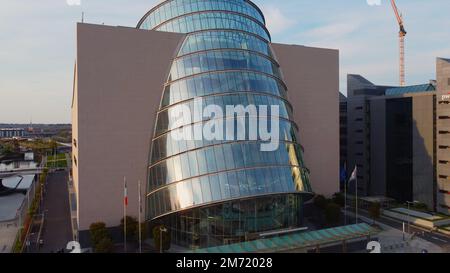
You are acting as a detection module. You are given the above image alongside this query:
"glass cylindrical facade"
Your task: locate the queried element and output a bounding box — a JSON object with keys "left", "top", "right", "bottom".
{"left": 139, "top": 0, "right": 313, "bottom": 249}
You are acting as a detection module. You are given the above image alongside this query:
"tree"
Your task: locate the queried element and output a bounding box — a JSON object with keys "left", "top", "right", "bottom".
{"left": 1, "top": 143, "right": 14, "bottom": 155}
{"left": 368, "top": 202, "right": 381, "bottom": 224}
{"left": 120, "top": 216, "right": 138, "bottom": 241}
{"left": 139, "top": 222, "right": 149, "bottom": 242}
{"left": 95, "top": 237, "right": 114, "bottom": 253}
{"left": 325, "top": 202, "right": 341, "bottom": 226}
{"left": 89, "top": 222, "right": 109, "bottom": 247}
{"left": 313, "top": 195, "right": 328, "bottom": 210}
{"left": 152, "top": 225, "right": 171, "bottom": 252}
{"left": 332, "top": 192, "right": 345, "bottom": 207}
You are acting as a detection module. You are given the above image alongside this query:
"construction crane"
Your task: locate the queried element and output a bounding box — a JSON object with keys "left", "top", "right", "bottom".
{"left": 390, "top": 0, "right": 407, "bottom": 86}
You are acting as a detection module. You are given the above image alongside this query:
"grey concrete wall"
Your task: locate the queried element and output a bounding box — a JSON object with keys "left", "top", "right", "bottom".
{"left": 369, "top": 98, "right": 386, "bottom": 196}
{"left": 73, "top": 23, "right": 185, "bottom": 230}
{"left": 412, "top": 94, "right": 435, "bottom": 210}
{"left": 436, "top": 58, "right": 450, "bottom": 215}
{"left": 271, "top": 44, "right": 339, "bottom": 197}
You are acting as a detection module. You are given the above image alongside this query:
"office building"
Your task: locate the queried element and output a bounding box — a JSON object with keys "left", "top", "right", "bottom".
{"left": 344, "top": 58, "right": 450, "bottom": 214}
{"left": 72, "top": 0, "right": 339, "bottom": 247}
{"left": 436, "top": 58, "right": 450, "bottom": 215}
{"left": 0, "top": 128, "right": 24, "bottom": 139}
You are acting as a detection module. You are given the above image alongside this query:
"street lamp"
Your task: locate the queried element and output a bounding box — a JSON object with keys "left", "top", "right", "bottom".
{"left": 159, "top": 226, "right": 167, "bottom": 253}
{"left": 406, "top": 201, "right": 420, "bottom": 234}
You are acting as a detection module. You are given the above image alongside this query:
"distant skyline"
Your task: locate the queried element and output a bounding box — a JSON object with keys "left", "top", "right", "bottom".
{"left": 1, "top": 0, "right": 449, "bottom": 123}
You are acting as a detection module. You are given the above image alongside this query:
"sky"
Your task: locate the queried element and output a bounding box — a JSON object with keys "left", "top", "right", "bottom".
{"left": 0, "top": 0, "right": 449, "bottom": 124}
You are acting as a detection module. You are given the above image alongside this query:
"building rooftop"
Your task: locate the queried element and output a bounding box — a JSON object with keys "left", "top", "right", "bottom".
{"left": 1, "top": 174, "right": 35, "bottom": 190}
{"left": 385, "top": 83, "right": 436, "bottom": 96}
{"left": 0, "top": 193, "right": 24, "bottom": 222}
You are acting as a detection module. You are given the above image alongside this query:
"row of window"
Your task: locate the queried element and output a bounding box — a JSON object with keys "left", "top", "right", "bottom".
{"left": 148, "top": 141, "right": 306, "bottom": 191}
{"left": 156, "top": 93, "right": 293, "bottom": 136}
{"left": 155, "top": 12, "right": 269, "bottom": 41}
{"left": 162, "top": 71, "right": 287, "bottom": 108}
{"left": 139, "top": 0, "right": 264, "bottom": 30}
{"left": 178, "top": 30, "right": 272, "bottom": 57}
{"left": 147, "top": 165, "right": 310, "bottom": 219}
{"left": 162, "top": 194, "right": 302, "bottom": 249}
{"left": 169, "top": 49, "right": 280, "bottom": 81}
{"left": 151, "top": 119, "right": 300, "bottom": 163}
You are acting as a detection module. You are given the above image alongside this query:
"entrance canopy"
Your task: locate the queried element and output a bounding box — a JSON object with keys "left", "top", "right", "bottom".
{"left": 187, "top": 223, "right": 379, "bottom": 253}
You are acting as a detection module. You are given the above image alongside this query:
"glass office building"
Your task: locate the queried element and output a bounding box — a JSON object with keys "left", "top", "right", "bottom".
{"left": 139, "top": 0, "right": 313, "bottom": 248}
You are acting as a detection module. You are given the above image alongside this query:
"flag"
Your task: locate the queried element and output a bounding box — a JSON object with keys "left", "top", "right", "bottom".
{"left": 340, "top": 165, "right": 348, "bottom": 184}
{"left": 124, "top": 179, "right": 128, "bottom": 207}
{"left": 349, "top": 166, "right": 358, "bottom": 182}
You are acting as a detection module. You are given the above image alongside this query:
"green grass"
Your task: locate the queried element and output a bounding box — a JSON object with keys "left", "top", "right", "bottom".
{"left": 46, "top": 155, "right": 67, "bottom": 168}
{"left": 47, "top": 153, "right": 66, "bottom": 161}
{"left": 46, "top": 160, "right": 67, "bottom": 168}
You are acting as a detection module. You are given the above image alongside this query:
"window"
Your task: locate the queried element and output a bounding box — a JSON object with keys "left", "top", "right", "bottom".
{"left": 188, "top": 151, "right": 199, "bottom": 177}
{"left": 180, "top": 153, "right": 191, "bottom": 179}
{"left": 237, "top": 170, "right": 250, "bottom": 196}
{"left": 73, "top": 156, "right": 77, "bottom": 167}
{"left": 209, "top": 175, "right": 222, "bottom": 201}
{"left": 192, "top": 178, "right": 203, "bottom": 205}
{"left": 196, "top": 149, "right": 208, "bottom": 175}
{"left": 214, "top": 146, "right": 226, "bottom": 172}
{"left": 200, "top": 176, "right": 212, "bottom": 203}
{"left": 73, "top": 139, "right": 77, "bottom": 148}
{"left": 227, "top": 172, "right": 240, "bottom": 198}
{"left": 205, "top": 147, "right": 217, "bottom": 173}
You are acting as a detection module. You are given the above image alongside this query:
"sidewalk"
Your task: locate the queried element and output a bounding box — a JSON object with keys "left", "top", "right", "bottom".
{"left": 0, "top": 221, "right": 18, "bottom": 253}
{"left": 346, "top": 210, "right": 443, "bottom": 253}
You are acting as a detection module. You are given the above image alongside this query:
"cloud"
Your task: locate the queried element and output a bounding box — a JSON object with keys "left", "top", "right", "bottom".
{"left": 260, "top": 5, "right": 296, "bottom": 35}
{"left": 302, "top": 23, "right": 359, "bottom": 42}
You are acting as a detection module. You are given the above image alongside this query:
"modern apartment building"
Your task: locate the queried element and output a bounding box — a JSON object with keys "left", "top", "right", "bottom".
{"left": 72, "top": 0, "right": 339, "bottom": 248}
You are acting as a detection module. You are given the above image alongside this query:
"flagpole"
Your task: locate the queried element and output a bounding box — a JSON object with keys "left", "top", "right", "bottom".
{"left": 138, "top": 180, "right": 142, "bottom": 254}
{"left": 344, "top": 175, "right": 347, "bottom": 225}
{"left": 355, "top": 175, "right": 358, "bottom": 225}
{"left": 124, "top": 176, "right": 127, "bottom": 253}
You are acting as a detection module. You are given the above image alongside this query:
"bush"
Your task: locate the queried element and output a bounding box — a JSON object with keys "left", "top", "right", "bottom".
{"left": 152, "top": 225, "right": 171, "bottom": 252}
{"left": 313, "top": 195, "right": 328, "bottom": 210}
{"left": 332, "top": 192, "right": 345, "bottom": 207}
{"left": 139, "top": 222, "right": 149, "bottom": 242}
{"left": 325, "top": 202, "right": 341, "bottom": 225}
{"left": 120, "top": 216, "right": 138, "bottom": 241}
{"left": 89, "top": 222, "right": 110, "bottom": 248}
{"left": 412, "top": 202, "right": 428, "bottom": 211}
{"left": 95, "top": 237, "right": 114, "bottom": 253}
{"left": 368, "top": 202, "right": 381, "bottom": 223}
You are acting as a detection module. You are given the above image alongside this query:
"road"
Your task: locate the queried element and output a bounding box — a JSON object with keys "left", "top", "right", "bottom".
{"left": 344, "top": 208, "right": 450, "bottom": 248}
{"left": 37, "top": 171, "right": 73, "bottom": 253}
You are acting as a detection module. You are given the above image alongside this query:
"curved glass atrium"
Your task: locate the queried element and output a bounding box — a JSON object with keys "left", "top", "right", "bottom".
{"left": 139, "top": 0, "right": 313, "bottom": 249}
